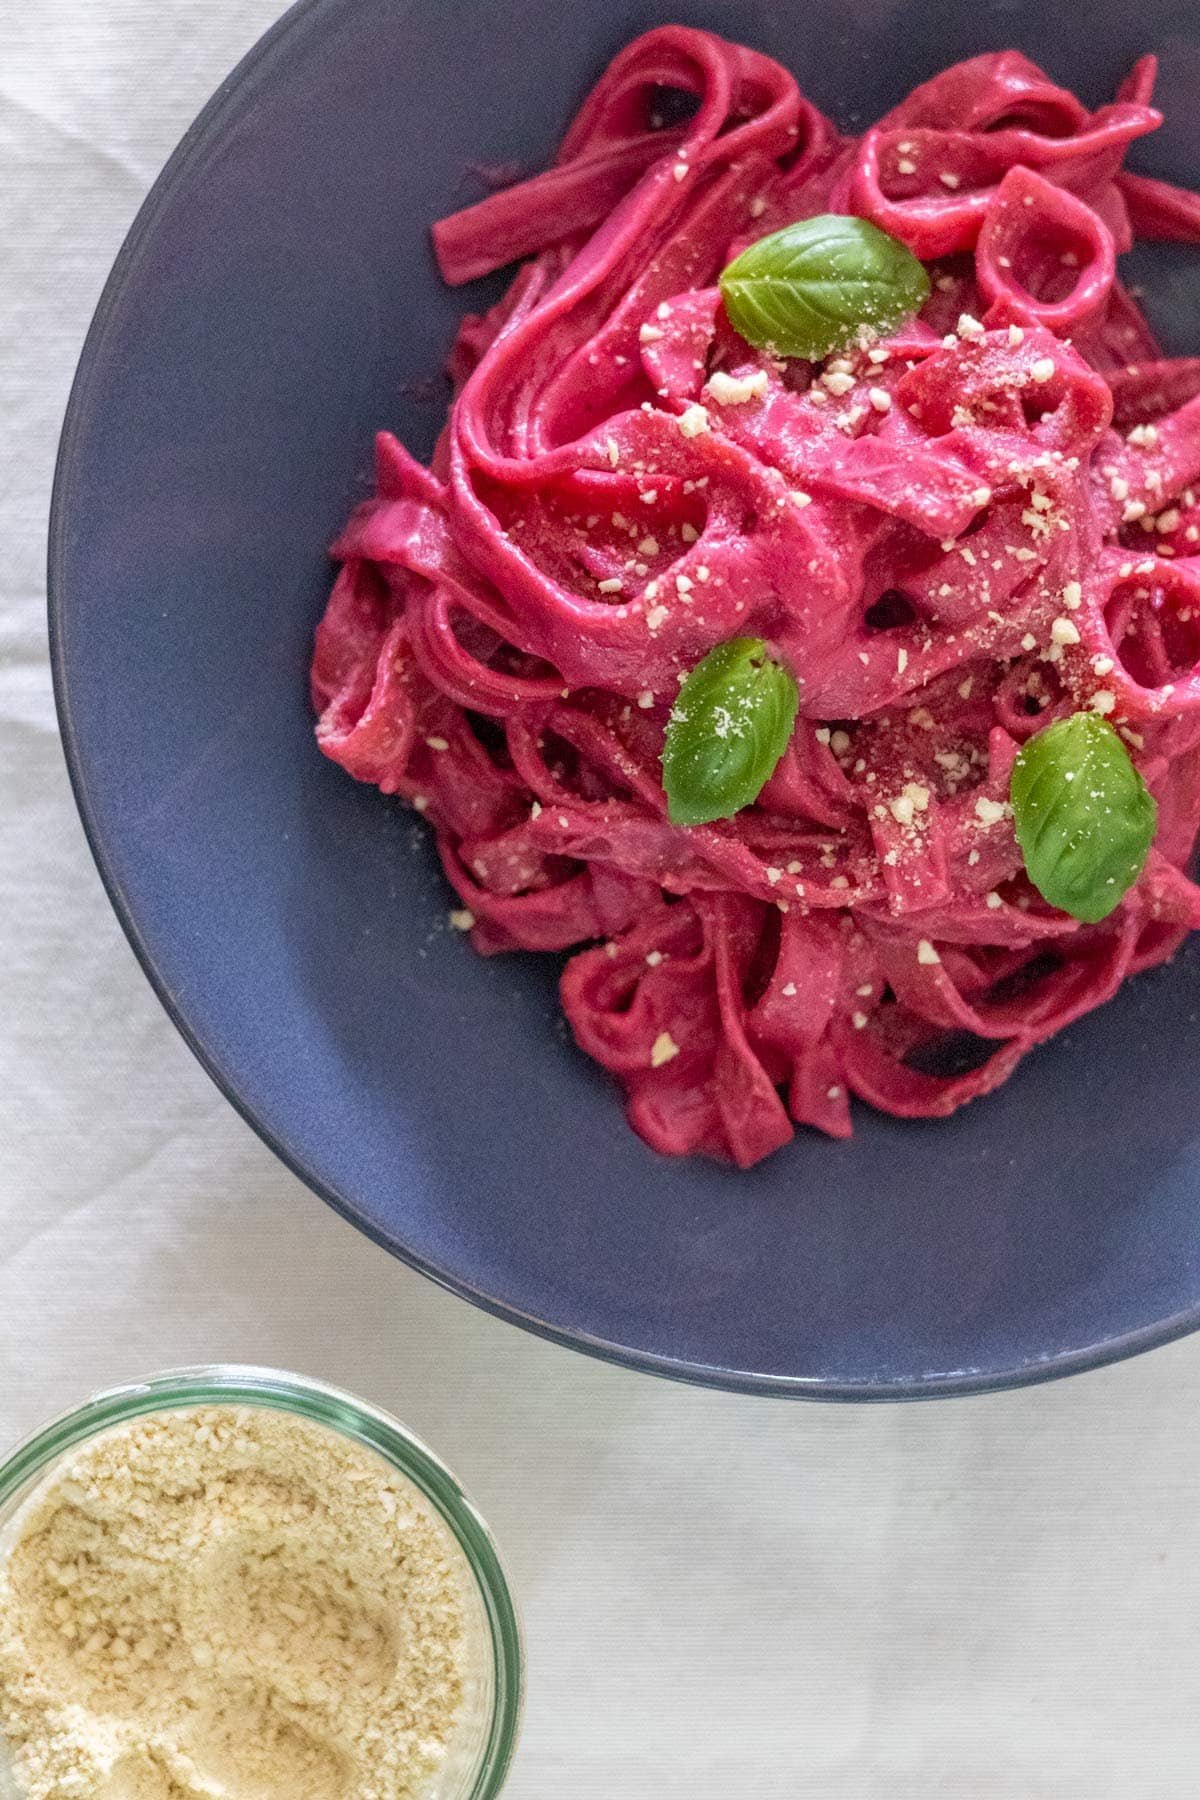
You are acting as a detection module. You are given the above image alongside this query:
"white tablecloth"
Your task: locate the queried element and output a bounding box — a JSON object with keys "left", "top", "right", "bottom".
{"left": 3, "top": 5, "right": 1200, "bottom": 1794}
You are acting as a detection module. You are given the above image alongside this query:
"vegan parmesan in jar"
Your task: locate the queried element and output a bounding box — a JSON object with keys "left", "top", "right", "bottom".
{"left": 0, "top": 1405, "right": 471, "bottom": 1799}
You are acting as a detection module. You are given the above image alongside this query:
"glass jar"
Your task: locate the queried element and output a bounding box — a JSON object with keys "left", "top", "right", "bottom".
{"left": 0, "top": 1366, "right": 523, "bottom": 1800}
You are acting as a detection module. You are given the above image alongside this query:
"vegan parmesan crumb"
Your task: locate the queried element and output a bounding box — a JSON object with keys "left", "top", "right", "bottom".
{"left": 822, "top": 370, "right": 856, "bottom": 396}
{"left": 707, "top": 368, "right": 768, "bottom": 405}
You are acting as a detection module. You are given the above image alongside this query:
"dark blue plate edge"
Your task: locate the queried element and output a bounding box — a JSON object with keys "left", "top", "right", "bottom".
{"left": 44, "top": 0, "right": 1200, "bottom": 1402}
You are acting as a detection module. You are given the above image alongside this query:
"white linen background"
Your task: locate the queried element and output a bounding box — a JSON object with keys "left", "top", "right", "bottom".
{"left": 2, "top": 4, "right": 1199, "bottom": 1794}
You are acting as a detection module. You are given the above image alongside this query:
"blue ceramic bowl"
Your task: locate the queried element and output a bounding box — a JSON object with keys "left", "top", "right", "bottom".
{"left": 51, "top": 0, "right": 1200, "bottom": 1397}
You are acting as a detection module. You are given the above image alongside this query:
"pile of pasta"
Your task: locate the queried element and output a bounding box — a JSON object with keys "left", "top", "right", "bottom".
{"left": 314, "top": 29, "right": 1200, "bottom": 1164}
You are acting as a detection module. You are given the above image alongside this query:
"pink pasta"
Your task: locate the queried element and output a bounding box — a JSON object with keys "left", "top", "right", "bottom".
{"left": 312, "top": 28, "right": 1200, "bottom": 1165}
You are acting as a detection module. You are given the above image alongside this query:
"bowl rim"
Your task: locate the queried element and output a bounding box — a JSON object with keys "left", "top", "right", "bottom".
{"left": 46, "top": 0, "right": 1200, "bottom": 1402}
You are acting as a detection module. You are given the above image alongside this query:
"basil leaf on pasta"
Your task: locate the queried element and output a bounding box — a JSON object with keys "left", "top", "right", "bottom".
{"left": 663, "top": 638, "right": 798, "bottom": 826}
{"left": 719, "top": 215, "right": 930, "bottom": 360}
{"left": 1010, "top": 712, "right": 1156, "bottom": 923}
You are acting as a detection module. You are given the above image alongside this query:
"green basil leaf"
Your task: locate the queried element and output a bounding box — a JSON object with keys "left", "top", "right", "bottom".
{"left": 719, "top": 214, "right": 930, "bottom": 360}
{"left": 663, "top": 637, "right": 799, "bottom": 826}
{"left": 1010, "top": 712, "right": 1156, "bottom": 923}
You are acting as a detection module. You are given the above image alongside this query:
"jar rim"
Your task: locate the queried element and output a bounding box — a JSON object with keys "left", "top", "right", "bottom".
{"left": 0, "top": 1364, "right": 524, "bottom": 1799}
